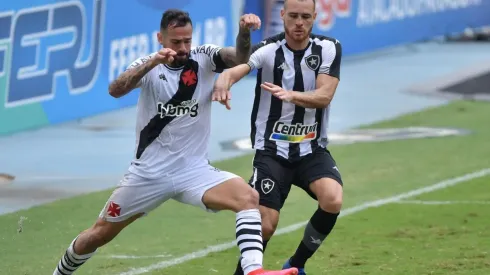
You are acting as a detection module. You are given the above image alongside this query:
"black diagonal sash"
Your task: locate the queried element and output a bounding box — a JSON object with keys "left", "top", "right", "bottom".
{"left": 136, "top": 59, "right": 199, "bottom": 159}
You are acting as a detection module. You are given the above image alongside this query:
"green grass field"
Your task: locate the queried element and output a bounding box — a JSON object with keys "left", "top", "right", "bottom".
{"left": 1, "top": 100, "right": 490, "bottom": 275}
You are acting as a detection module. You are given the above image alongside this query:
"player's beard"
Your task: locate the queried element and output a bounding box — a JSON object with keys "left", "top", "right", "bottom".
{"left": 171, "top": 52, "right": 189, "bottom": 67}
{"left": 284, "top": 23, "right": 312, "bottom": 44}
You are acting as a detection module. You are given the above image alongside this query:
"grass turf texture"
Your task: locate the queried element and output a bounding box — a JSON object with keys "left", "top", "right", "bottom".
{"left": 0, "top": 100, "right": 489, "bottom": 274}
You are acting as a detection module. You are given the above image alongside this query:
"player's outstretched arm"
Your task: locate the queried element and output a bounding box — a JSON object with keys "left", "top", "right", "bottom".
{"left": 212, "top": 64, "right": 251, "bottom": 110}
{"left": 218, "top": 13, "right": 261, "bottom": 68}
{"left": 261, "top": 75, "right": 339, "bottom": 108}
{"left": 293, "top": 74, "right": 339, "bottom": 108}
{"left": 108, "top": 48, "right": 176, "bottom": 98}
{"left": 261, "top": 39, "right": 342, "bottom": 108}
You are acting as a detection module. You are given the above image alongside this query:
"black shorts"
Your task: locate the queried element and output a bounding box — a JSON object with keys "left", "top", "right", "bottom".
{"left": 248, "top": 147, "right": 343, "bottom": 211}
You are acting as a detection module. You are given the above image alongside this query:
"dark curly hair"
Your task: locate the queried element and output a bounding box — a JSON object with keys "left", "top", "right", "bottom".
{"left": 160, "top": 9, "right": 192, "bottom": 31}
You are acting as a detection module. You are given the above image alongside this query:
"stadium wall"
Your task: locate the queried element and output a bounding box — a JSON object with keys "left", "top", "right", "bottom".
{"left": 0, "top": 0, "right": 489, "bottom": 135}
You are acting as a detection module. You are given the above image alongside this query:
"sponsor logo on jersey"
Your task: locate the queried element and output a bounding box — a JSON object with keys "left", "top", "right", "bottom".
{"left": 157, "top": 99, "right": 199, "bottom": 118}
{"left": 277, "top": 62, "right": 289, "bottom": 71}
{"left": 270, "top": 122, "right": 317, "bottom": 143}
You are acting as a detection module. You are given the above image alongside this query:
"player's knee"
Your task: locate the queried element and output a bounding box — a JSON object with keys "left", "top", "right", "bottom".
{"left": 236, "top": 188, "right": 259, "bottom": 211}
{"left": 318, "top": 190, "right": 343, "bottom": 213}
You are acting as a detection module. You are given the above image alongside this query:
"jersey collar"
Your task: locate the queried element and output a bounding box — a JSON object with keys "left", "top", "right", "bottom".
{"left": 164, "top": 64, "right": 185, "bottom": 71}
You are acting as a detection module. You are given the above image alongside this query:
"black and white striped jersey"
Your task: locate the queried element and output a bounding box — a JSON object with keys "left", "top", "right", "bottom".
{"left": 247, "top": 32, "right": 342, "bottom": 162}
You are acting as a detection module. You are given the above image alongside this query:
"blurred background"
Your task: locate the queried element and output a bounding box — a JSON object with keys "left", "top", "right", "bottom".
{"left": 1, "top": 1, "right": 490, "bottom": 274}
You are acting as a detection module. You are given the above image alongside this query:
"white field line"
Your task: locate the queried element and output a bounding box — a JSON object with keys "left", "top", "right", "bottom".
{"left": 118, "top": 168, "right": 490, "bottom": 275}
{"left": 396, "top": 200, "right": 490, "bottom": 205}
{"left": 108, "top": 254, "right": 172, "bottom": 259}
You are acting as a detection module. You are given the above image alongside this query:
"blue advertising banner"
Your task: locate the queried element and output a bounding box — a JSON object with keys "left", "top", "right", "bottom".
{"left": 0, "top": 0, "right": 238, "bottom": 134}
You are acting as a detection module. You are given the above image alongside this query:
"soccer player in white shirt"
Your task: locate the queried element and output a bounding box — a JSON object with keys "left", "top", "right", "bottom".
{"left": 52, "top": 9, "right": 298, "bottom": 275}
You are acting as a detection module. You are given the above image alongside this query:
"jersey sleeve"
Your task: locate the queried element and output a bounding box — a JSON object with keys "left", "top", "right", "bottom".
{"left": 125, "top": 54, "right": 155, "bottom": 88}
{"left": 247, "top": 44, "right": 268, "bottom": 71}
{"left": 319, "top": 39, "right": 342, "bottom": 80}
{"left": 247, "top": 33, "right": 283, "bottom": 72}
{"left": 211, "top": 46, "right": 229, "bottom": 73}
{"left": 192, "top": 44, "right": 229, "bottom": 73}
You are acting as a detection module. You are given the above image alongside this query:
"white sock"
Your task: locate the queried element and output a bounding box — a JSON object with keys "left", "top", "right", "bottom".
{"left": 236, "top": 209, "right": 264, "bottom": 275}
{"left": 53, "top": 236, "right": 97, "bottom": 275}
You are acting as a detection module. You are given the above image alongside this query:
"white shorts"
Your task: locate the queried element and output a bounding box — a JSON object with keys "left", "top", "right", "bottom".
{"left": 99, "top": 164, "right": 239, "bottom": 222}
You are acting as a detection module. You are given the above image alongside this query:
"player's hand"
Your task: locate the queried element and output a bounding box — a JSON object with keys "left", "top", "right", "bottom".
{"left": 212, "top": 86, "right": 232, "bottom": 110}
{"left": 153, "top": 48, "right": 177, "bottom": 65}
{"left": 261, "top": 82, "right": 294, "bottom": 102}
{"left": 239, "top": 13, "right": 261, "bottom": 31}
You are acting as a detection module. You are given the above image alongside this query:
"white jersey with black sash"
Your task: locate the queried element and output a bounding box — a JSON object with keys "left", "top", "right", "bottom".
{"left": 127, "top": 44, "right": 229, "bottom": 178}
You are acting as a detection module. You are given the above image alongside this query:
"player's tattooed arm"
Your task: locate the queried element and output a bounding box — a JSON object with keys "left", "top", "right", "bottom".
{"left": 108, "top": 60, "right": 157, "bottom": 98}
{"left": 109, "top": 48, "right": 176, "bottom": 98}
{"left": 235, "top": 26, "right": 253, "bottom": 64}
{"left": 213, "top": 41, "right": 266, "bottom": 110}
{"left": 218, "top": 30, "right": 251, "bottom": 67}
{"left": 218, "top": 13, "right": 261, "bottom": 67}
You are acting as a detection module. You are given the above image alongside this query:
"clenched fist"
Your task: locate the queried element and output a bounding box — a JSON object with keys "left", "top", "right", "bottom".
{"left": 152, "top": 48, "right": 177, "bottom": 65}
{"left": 239, "top": 13, "right": 261, "bottom": 31}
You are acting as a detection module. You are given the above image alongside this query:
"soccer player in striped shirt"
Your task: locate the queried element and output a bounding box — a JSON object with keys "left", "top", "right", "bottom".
{"left": 213, "top": 1, "right": 343, "bottom": 274}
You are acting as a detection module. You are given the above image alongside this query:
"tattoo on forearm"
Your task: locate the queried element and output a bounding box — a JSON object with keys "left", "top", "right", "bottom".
{"left": 220, "top": 29, "right": 252, "bottom": 68}
{"left": 235, "top": 29, "right": 251, "bottom": 64}
{"left": 109, "top": 61, "right": 155, "bottom": 96}
{"left": 220, "top": 48, "right": 236, "bottom": 68}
